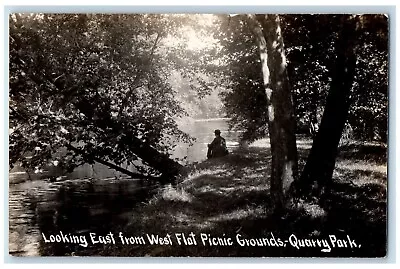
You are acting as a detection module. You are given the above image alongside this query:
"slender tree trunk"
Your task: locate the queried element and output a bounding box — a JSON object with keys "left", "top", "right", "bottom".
{"left": 249, "top": 14, "right": 299, "bottom": 209}
{"left": 296, "top": 16, "right": 359, "bottom": 198}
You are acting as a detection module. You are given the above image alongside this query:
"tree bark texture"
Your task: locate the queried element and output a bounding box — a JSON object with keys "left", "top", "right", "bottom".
{"left": 249, "top": 14, "right": 299, "bottom": 209}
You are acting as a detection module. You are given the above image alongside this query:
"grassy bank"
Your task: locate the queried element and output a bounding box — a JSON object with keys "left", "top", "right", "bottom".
{"left": 73, "top": 139, "right": 387, "bottom": 257}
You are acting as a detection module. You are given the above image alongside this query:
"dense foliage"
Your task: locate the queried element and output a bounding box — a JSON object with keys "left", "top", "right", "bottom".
{"left": 9, "top": 14, "right": 214, "bottom": 175}
{"left": 215, "top": 14, "right": 388, "bottom": 143}
{"left": 9, "top": 14, "right": 388, "bottom": 178}
{"left": 214, "top": 16, "right": 269, "bottom": 141}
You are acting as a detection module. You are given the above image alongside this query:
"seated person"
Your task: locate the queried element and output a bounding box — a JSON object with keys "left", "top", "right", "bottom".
{"left": 207, "top": 129, "right": 229, "bottom": 159}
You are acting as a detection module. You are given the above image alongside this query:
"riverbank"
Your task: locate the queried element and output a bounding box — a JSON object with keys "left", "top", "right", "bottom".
{"left": 42, "top": 138, "right": 387, "bottom": 257}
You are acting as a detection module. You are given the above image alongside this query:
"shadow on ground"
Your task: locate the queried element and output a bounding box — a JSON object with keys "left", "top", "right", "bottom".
{"left": 69, "top": 141, "right": 387, "bottom": 257}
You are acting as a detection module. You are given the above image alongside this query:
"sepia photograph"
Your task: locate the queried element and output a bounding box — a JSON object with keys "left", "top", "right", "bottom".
{"left": 8, "top": 13, "right": 388, "bottom": 257}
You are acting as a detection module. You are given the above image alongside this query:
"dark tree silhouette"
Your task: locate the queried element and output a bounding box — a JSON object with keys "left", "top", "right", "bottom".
{"left": 295, "top": 16, "right": 359, "bottom": 198}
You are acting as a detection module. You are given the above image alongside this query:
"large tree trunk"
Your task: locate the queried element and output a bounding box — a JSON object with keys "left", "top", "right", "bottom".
{"left": 67, "top": 144, "right": 169, "bottom": 181}
{"left": 126, "top": 135, "right": 185, "bottom": 180}
{"left": 73, "top": 103, "right": 184, "bottom": 181}
{"left": 74, "top": 139, "right": 183, "bottom": 181}
{"left": 296, "top": 16, "right": 358, "bottom": 198}
{"left": 249, "top": 14, "right": 299, "bottom": 210}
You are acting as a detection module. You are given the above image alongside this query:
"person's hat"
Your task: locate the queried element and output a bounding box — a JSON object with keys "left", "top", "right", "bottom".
{"left": 214, "top": 129, "right": 221, "bottom": 135}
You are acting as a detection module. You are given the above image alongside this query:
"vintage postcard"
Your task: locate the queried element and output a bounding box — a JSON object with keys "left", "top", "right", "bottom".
{"left": 8, "top": 13, "right": 388, "bottom": 257}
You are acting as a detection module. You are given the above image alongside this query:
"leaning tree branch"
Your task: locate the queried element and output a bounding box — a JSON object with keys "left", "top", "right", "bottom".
{"left": 66, "top": 144, "right": 159, "bottom": 180}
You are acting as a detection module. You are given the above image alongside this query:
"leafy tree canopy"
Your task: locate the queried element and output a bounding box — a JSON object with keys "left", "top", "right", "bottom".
{"left": 9, "top": 13, "right": 219, "bottom": 175}
{"left": 213, "top": 14, "right": 388, "bottom": 143}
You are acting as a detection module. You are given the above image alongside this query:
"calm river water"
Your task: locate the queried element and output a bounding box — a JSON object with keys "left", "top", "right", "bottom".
{"left": 8, "top": 118, "right": 239, "bottom": 256}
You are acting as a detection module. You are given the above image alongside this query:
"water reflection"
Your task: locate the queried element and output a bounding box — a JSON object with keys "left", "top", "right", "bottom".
{"left": 9, "top": 178, "right": 158, "bottom": 256}
{"left": 9, "top": 118, "right": 239, "bottom": 256}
